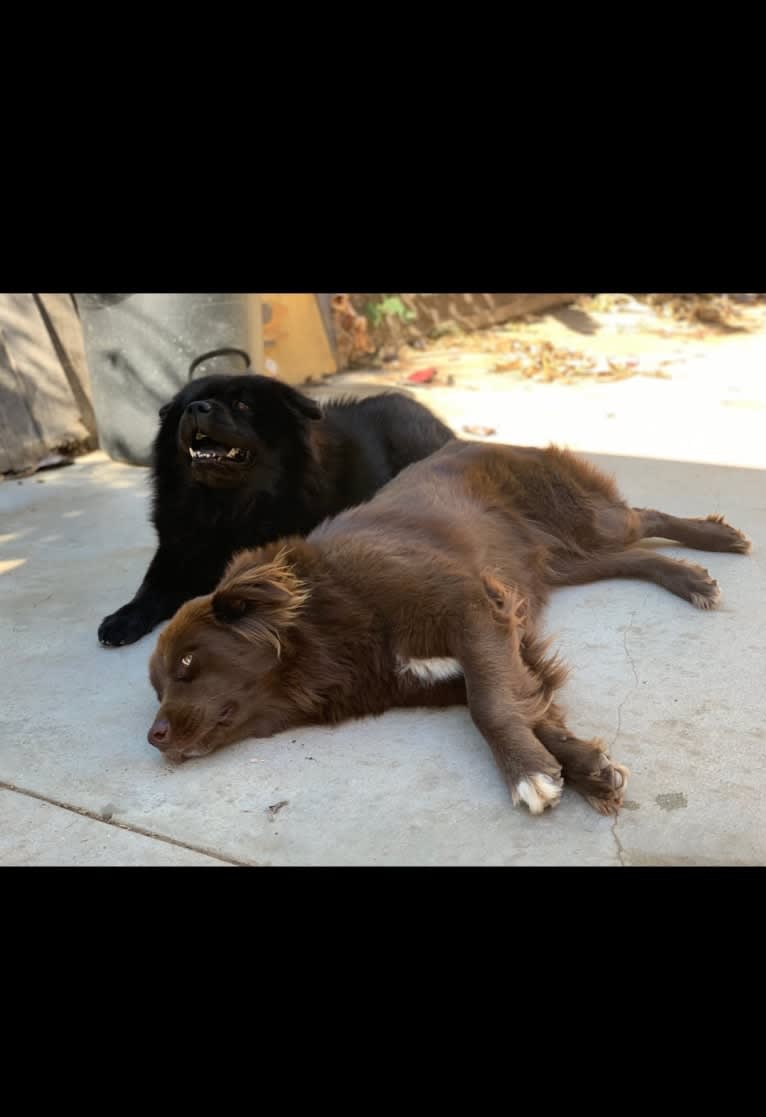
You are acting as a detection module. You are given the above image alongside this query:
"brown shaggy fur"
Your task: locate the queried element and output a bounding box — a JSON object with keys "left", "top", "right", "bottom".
{"left": 147, "top": 440, "right": 751, "bottom": 815}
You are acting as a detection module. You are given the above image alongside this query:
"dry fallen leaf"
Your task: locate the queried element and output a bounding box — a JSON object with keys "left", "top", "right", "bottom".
{"left": 266, "top": 800, "right": 289, "bottom": 820}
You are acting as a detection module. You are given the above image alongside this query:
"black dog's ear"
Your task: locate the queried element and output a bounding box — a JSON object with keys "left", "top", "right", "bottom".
{"left": 279, "top": 384, "right": 322, "bottom": 421}
{"left": 158, "top": 402, "right": 172, "bottom": 420}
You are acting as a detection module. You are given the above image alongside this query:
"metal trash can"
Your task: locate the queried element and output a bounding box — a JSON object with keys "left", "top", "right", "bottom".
{"left": 76, "top": 293, "right": 264, "bottom": 465}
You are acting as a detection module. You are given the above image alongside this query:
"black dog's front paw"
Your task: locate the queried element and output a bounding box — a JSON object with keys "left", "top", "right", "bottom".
{"left": 98, "top": 603, "right": 156, "bottom": 647}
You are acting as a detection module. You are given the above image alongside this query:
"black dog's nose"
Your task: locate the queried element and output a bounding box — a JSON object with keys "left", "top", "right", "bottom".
{"left": 148, "top": 717, "right": 171, "bottom": 749}
{"left": 188, "top": 400, "right": 212, "bottom": 415}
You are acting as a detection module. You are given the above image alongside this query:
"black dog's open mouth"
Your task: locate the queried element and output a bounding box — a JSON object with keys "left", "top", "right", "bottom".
{"left": 188, "top": 433, "right": 252, "bottom": 465}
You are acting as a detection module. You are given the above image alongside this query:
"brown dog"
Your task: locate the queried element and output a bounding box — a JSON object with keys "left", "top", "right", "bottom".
{"left": 147, "top": 440, "right": 751, "bottom": 815}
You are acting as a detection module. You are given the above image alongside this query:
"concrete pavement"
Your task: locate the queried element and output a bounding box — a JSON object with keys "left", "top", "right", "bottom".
{"left": 2, "top": 314, "right": 765, "bottom": 864}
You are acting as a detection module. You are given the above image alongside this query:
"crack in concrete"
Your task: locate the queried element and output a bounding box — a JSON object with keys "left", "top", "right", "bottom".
{"left": 610, "top": 594, "right": 646, "bottom": 750}
{"left": 611, "top": 817, "right": 627, "bottom": 866}
{"left": 610, "top": 610, "right": 638, "bottom": 750}
{"left": 608, "top": 592, "right": 648, "bottom": 867}
{"left": 0, "top": 780, "right": 256, "bottom": 867}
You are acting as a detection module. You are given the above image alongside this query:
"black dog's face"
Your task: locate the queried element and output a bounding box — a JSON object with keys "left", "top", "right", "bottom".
{"left": 159, "top": 373, "right": 322, "bottom": 490}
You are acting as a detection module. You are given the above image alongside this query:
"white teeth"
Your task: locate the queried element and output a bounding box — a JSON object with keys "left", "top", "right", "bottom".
{"left": 189, "top": 445, "right": 247, "bottom": 462}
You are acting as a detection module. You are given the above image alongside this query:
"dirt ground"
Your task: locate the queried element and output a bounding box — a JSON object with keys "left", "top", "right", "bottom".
{"left": 312, "top": 294, "right": 766, "bottom": 406}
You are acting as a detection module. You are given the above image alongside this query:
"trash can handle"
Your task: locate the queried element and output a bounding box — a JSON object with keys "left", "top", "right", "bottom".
{"left": 188, "top": 347, "right": 251, "bottom": 380}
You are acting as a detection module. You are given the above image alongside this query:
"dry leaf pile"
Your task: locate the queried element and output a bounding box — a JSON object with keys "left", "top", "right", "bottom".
{"left": 638, "top": 293, "right": 763, "bottom": 331}
{"left": 422, "top": 333, "right": 670, "bottom": 385}
{"left": 577, "top": 292, "right": 765, "bottom": 332}
{"left": 330, "top": 295, "right": 376, "bottom": 369}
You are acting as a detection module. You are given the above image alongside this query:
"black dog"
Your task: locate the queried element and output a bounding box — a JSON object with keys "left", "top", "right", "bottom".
{"left": 98, "top": 373, "right": 454, "bottom": 646}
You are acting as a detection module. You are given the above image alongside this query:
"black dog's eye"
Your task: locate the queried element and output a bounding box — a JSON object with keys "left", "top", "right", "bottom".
{"left": 233, "top": 400, "right": 251, "bottom": 412}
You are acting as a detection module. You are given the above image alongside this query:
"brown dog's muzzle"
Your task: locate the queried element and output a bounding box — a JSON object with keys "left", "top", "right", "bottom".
{"left": 148, "top": 717, "right": 171, "bottom": 750}
{"left": 147, "top": 704, "right": 237, "bottom": 761}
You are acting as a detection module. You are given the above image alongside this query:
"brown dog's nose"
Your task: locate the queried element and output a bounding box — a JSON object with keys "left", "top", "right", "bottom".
{"left": 148, "top": 717, "right": 171, "bottom": 749}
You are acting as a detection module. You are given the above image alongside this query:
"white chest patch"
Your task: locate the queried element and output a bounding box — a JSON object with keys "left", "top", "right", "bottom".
{"left": 396, "top": 656, "right": 464, "bottom": 685}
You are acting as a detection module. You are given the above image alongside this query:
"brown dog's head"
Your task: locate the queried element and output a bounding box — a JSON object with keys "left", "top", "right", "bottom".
{"left": 147, "top": 549, "right": 310, "bottom": 761}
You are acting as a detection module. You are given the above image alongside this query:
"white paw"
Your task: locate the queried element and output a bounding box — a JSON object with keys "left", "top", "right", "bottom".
{"left": 512, "top": 773, "right": 563, "bottom": 815}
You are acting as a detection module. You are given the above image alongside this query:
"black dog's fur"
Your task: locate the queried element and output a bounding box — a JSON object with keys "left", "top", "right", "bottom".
{"left": 98, "top": 373, "right": 453, "bottom": 646}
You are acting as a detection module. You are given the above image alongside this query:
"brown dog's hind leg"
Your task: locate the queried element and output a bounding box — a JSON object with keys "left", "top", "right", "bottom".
{"left": 549, "top": 548, "right": 721, "bottom": 608}
{"left": 534, "top": 708, "right": 628, "bottom": 816}
{"left": 513, "top": 625, "right": 629, "bottom": 816}
{"left": 634, "top": 509, "right": 751, "bottom": 554}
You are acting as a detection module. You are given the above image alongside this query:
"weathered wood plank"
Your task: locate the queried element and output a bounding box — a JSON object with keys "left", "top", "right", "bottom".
{"left": 350, "top": 293, "right": 579, "bottom": 350}
{"left": 0, "top": 293, "right": 92, "bottom": 474}
{"left": 401, "top": 293, "right": 579, "bottom": 332}
{"left": 0, "top": 326, "right": 47, "bottom": 473}
{"left": 35, "top": 293, "right": 98, "bottom": 440}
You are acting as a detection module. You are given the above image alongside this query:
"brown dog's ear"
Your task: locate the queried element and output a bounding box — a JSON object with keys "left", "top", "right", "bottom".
{"left": 211, "top": 593, "right": 249, "bottom": 624}
{"left": 212, "top": 549, "right": 309, "bottom": 655}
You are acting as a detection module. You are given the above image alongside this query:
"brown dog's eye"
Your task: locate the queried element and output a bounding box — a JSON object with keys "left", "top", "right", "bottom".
{"left": 176, "top": 652, "right": 196, "bottom": 682}
{"left": 234, "top": 400, "right": 251, "bottom": 412}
